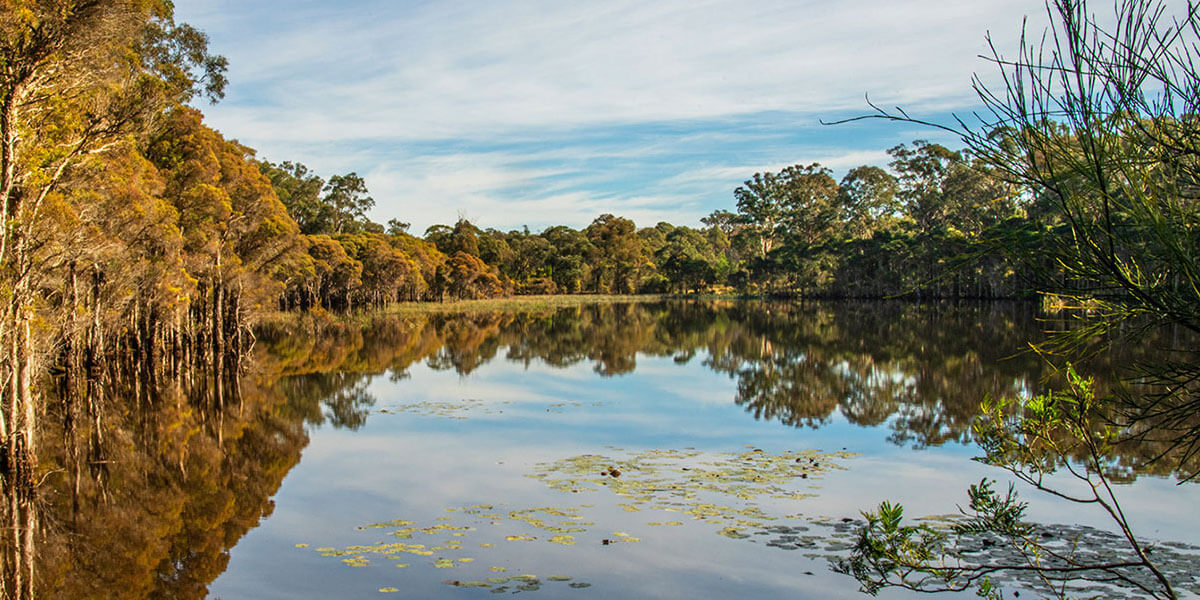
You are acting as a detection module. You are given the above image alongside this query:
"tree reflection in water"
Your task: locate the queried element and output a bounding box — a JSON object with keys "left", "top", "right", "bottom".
{"left": 5, "top": 299, "right": 1193, "bottom": 599}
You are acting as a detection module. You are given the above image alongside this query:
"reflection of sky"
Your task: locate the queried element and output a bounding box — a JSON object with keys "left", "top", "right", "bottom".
{"left": 210, "top": 350, "right": 1200, "bottom": 599}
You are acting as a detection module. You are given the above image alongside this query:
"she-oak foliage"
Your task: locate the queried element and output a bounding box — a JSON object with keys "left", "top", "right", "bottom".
{"left": 835, "top": 0, "right": 1200, "bottom": 598}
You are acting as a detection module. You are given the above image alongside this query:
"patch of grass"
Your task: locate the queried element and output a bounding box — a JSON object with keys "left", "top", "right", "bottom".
{"left": 254, "top": 294, "right": 670, "bottom": 338}
{"left": 379, "top": 294, "right": 666, "bottom": 316}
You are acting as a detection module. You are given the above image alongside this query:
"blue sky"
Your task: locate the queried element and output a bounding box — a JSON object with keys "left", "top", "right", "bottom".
{"left": 173, "top": 0, "right": 1049, "bottom": 233}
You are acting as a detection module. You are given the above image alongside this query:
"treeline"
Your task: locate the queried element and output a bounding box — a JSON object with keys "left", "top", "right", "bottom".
{"left": 253, "top": 138, "right": 1051, "bottom": 308}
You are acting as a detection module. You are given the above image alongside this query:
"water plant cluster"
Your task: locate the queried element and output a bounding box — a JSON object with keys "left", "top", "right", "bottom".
{"left": 304, "top": 446, "right": 854, "bottom": 593}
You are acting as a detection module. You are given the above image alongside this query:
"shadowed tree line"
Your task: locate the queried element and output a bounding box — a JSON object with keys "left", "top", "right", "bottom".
{"left": 248, "top": 131, "right": 1091, "bottom": 312}
{"left": 281, "top": 142, "right": 1047, "bottom": 303}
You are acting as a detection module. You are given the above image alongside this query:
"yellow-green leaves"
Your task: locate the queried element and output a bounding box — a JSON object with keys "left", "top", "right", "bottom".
{"left": 529, "top": 447, "right": 852, "bottom": 532}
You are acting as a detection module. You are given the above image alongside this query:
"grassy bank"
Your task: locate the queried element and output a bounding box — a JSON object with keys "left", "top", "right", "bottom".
{"left": 256, "top": 294, "right": 673, "bottom": 332}
{"left": 379, "top": 294, "right": 669, "bottom": 316}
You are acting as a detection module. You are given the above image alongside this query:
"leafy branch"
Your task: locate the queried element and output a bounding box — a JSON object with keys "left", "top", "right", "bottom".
{"left": 837, "top": 367, "right": 1179, "bottom": 599}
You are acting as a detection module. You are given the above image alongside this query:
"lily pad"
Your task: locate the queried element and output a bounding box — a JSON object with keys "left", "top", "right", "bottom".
{"left": 309, "top": 446, "right": 856, "bottom": 594}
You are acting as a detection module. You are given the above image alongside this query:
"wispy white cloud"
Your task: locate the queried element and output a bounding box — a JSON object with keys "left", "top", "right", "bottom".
{"left": 175, "top": 0, "right": 1054, "bottom": 230}
{"left": 184, "top": 0, "right": 1048, "bottom": 142}
{"left": 362, "top": 150, "right": 706, "bottom": 233}
{"left": 664, "top": 150, "right": 893, "bottom": 188}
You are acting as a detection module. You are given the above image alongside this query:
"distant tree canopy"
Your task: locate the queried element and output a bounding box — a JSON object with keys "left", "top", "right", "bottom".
{"left": 243, "top": 134, "right": 1085, "bottom": 306}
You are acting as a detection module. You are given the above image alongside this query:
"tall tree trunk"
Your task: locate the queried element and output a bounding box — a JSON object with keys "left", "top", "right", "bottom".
{"left": 85, "top": 267, "right": 107, "bottom": 498}
{"left": 65, "top": 264, "right": 82, "bottom": 519}
{"left": 213, "top": 276, "right": 225, "bottom": 413}
{"left": 0, "top": 79, "right": 26, "bottom": 268}
{"left": 15, "top": 308, "right": 34, "bottom": 495}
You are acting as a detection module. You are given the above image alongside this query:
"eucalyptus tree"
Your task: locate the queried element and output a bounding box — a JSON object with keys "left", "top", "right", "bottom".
{"left": 306, "top": 235, "right": 363, "bottom": 310}
{"left": 585, "top": 214, "right": 646, "bottom": 293}
{"left": 336, "top": 233, "right": 418, "bottom": 309}
{"left": 423, "top": 224, "right": 454, "bottom": 254}
{"left": 541, "top": 225, "right": 593, "bottom": 293}
{"left": 0, "top": 2, "right": 226, "bottom": 461}
{"left": 777, "top": 163, "right": 841, "bottom": 248}
{"left": 888, "top": 141, "right": 962, "bottom": 233}
{"left": 441, "top": 252, "right": 505, "bottom": 300}
{"left": 147, "top": 107, "right": 304, "bottom": 396}
{"left": 258, "top": 161, "right": 326, "bottom": 234}
{"left": 506, "top": 233, "right": 556, "bottom": 293}
{"left": 701, "top": 209, "right": 742, "bottom": 238}
{"left": 386, "top": 218, "right": 411, "bottom": 235}
{"left": 388, "top": 232, "right": 443, "bottom": 301}
{"left": 733, "top": 171, "right": 786, "bottom": 260}
{"left": 837, "top": 166, "right": 900, "bottom": 238}
{"left": 322, "top": 172, "right": 375, "bottom": 234}
{"left": 477, "top": 229, "right": 516, "bottom": 280}
{"left": 655, "top": 226, "right": 720, "bottom": 294}
{"left": 731, "top": 163, "right": 843, "bottom": 292}
{"left": 448, "top": 218, "right": 482, "bottom": 257}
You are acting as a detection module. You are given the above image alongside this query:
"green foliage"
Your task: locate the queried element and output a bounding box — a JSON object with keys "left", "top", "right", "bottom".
{"left": 257, "top": 161, "right": 326, "bottom": 234}
{"left": 386, "top": 218, "right": 410, "bottom": 235}
{"left": 838, "top": 165, "right": 900, "bottom": 238}
{"left": 889, "top": 141, "right": 962, "bottom": 232}
{"left": 446, "top": 219, "right": 481, "bottom": 257}
{"left": 843, "top": 0, "right": 1200, "bottom": 331}
{"left": 718, "top": 146, "right": 1031, "bottom": 298}
{"left": 322, "top": 172, "right": 376, "bottom": 234}
{"left": 838, "top": 500, "right": 958, "bottom": 597}
{"left": 136, "top": 14, "right": 229, "bottom": 104}
{"left": 841, "top": 367, "right": 1179, "bottom": 599}
{"left": 586, "top": 214, "right": 646, "bottom": 294}
{"left": 833, "top": 2, "right": 1200, "bottom": 595}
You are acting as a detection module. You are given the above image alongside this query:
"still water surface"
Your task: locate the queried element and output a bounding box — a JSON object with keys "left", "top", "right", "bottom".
{"left": 195, "top": 300, "right": 1199, "bottom": 599}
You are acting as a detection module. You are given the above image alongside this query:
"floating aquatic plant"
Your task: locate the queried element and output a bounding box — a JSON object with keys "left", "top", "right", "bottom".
{"left": 527, "top": 446, "right": 855, "bottom": 534}
{"left": 308, "top": 446, "right": 857, "bottom": 593}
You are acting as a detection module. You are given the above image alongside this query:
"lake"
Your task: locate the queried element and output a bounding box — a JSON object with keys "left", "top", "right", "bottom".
{"left": 31, "top": 299, "right": 1200, "bottom": 599}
